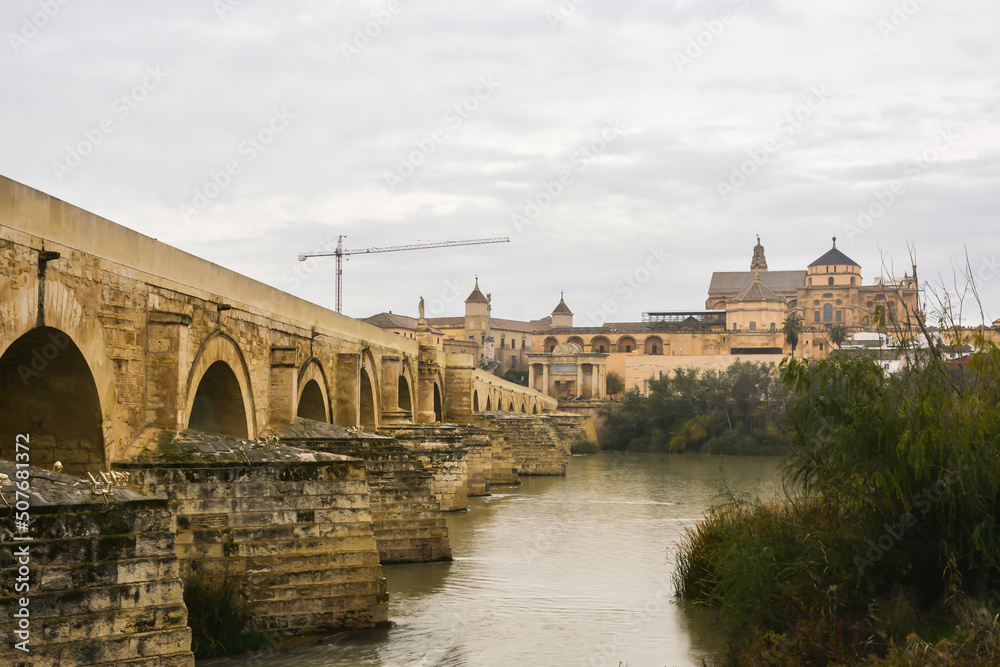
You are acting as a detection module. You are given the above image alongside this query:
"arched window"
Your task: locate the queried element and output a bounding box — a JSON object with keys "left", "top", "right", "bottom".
{"left": 828, "top": 277, "right": 834, "bottom": 286}
{"left": 590, "top": 336, "right": 610, "bottom": 354}
{"left": 617, "top": 336, "right": 636, "bottom": 353}
{"left": 823, "top": 303, "right": 833, "bottom": 322}
{"left": 643, "top": 337, "right": 663, "bottom": 355}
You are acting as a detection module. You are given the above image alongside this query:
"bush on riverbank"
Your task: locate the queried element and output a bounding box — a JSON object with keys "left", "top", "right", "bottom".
{"left": 570, "top": 437, "right": 601, "bottom": 454}
{"left": 674, "top": 338, "right": 1000, "bottom": 664}
{"left": 598, "top": 360, "right": 789, "bottom": 455}
{"left": 184, "top": 576, "right": 275, "bottom": 657}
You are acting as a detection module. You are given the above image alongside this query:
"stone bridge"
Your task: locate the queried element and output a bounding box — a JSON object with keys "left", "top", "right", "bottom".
{"left": 0, "top": 175, "right": 555, "bottom": 474}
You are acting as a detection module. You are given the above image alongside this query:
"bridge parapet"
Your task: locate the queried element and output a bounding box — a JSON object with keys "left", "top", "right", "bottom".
{"left": 471, "top": 367, "right": 557, "bottom": 415}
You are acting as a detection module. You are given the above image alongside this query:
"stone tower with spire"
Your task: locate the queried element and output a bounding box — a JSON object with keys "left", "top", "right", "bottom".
{"left": 551, "top": 291, "right": 573, "bottom": 328}
{"left": 464, "top": 277, "right": 490, "bottom": 342}
{"left": 751, "top": 235, "right": 768, "bottom": 271}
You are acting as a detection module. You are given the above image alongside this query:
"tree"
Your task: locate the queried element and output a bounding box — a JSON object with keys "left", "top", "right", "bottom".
{"left": 605, "top": 371, "right": 625, "bottom": 396}
{"left": 781, "top": 314, "right": 803, "bottom": 356}
{"left": 829, "top": 323, "right": 848, "bottom": 348}
{"left": 501, "top": 368, "right": 528, "bottom": 386}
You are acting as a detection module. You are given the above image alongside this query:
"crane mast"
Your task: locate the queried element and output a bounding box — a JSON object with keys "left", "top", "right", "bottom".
{"left": 298, "top": 235, "right": 509, "bottom": 313}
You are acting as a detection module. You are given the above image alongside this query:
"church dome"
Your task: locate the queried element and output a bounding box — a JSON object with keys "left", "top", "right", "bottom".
{"left": 809, "top": 237, "right": 859, "bottom": 268}
{"left": 728, "top": 270, "right": 783, "bottom": 303}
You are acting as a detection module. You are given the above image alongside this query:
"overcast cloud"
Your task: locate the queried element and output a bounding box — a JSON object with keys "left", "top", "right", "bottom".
{"left": 2, "top": 0, "right": 998, "bottom": 325}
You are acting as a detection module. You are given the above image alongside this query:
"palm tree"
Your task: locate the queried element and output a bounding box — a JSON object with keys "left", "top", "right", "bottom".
{"left": 782, "top": 314, "right": 804, "bottom": 356}
{"left": 829, "top": 324, "right": 848, "bottom": 348}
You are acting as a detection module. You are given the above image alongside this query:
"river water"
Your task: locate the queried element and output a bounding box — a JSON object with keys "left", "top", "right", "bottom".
{"left": 202, "top": 452, "right": 784, "bottom": 667}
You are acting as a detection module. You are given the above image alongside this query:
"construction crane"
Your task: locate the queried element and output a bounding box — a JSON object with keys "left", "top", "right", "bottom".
{"left": 298, "top": 235, "right": 510, "bottom": 313}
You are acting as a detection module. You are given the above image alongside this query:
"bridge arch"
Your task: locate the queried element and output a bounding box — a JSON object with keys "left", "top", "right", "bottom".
{"left": 185, "top": 332, "right": 256, "bottom": 439}
{"left": 1, "top": 280, "right": 118, "bottom": 465}
{"left": 398, "top": 357, "right": 416, "bottom": 419}
{"left": 297, "top": 358, "right": 330, "bottom": 423}
{"left": 359, "top": 349, "right": 380, "bottom": 430}
{"left": 360, "top": 369, "right": 377, "bottom": 430}
{"left": 0, "top": 326, "right": 107, "bottom": 474}
{"left": 398, "top": 375, "right": 413, "bottom": 416}
{"left": 433, "top": 382, "right": 443, "bottom": 422}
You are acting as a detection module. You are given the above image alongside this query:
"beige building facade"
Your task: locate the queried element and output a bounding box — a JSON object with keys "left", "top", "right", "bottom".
{"left": 369, "top": 237, "right": 928, "bottom": 398}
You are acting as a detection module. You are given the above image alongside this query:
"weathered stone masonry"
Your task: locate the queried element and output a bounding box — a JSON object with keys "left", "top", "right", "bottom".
{"left": 116, "top": 431, "right": 388, "bottom": 637}
{"left": 0, "top": 462, "right": 194, "bottom": 667}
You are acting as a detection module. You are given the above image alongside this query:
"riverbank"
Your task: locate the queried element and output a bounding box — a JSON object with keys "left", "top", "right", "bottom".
{"left": 674, "top": 350, "right": 1000, "bottom": 665}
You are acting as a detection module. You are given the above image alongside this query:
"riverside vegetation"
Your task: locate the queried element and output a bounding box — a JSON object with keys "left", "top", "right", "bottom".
{"left": 673, "top": 333, "right": 1000, "bottom": 665}
{"left": 598, "top": 360, "right": 790, "bottom": 455}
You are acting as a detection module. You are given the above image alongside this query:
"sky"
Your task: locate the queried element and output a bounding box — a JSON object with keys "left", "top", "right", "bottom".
{"left": 2, "top": 0, "right": 998, "bottom": 327}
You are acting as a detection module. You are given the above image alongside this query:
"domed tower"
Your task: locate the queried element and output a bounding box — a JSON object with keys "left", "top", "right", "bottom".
{"left": 551, "top": 291, "right": 573, "bottom": 328}
{"left": 726, "top": 270, "right": 785, "bottom": 332}
{"left": 806, "top": 237, "right": 861, "bottom": 287}
{"left": 801, "top": 237, "right": 863, "bottom": 328}
{"left": 465, "top": 277, "right": 490, "bottom": 339}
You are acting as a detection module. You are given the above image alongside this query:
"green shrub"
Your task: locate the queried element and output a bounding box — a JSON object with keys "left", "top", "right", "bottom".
{"left": 570, "top": 438, "right": 600, "bottom": 454}
{"left": 183, "top": 576, "right": 275, "bottom": 658}
{"left": 675, "top": 338, "right": 1000, "bottom": 663}
{"left": 597, "top": 360, "right": 789, "bottom": 454}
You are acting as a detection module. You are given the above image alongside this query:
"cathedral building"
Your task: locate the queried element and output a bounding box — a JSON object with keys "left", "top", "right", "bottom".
{"left": 367, "top": 238, "right": 924, "bottom": 397}
{"left": 709, "top": 237, "right": 920, "bottom": 330}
